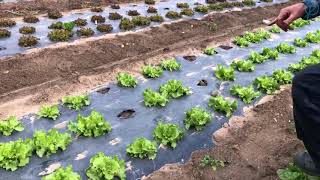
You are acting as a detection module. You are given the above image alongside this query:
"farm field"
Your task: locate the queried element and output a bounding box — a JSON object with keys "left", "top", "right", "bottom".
{"left": 0, "top": 0, "right": 318, "bottom": 180}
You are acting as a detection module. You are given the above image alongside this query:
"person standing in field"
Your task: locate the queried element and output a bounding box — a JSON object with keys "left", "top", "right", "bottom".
{"left": 272, "top": 0, "right": 320, "bottom": 176}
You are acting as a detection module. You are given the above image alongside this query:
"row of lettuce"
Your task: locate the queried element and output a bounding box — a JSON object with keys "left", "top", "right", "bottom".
{"left": 0, "top": 20, "right": 318, "bottom": 179}
{"left": 0, "top": 0, "right": 262, "bottom": 47}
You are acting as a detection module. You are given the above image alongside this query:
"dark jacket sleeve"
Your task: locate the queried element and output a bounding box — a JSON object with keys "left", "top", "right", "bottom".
{"left": 303, "top": 0, "right": 320, "bottom": 19}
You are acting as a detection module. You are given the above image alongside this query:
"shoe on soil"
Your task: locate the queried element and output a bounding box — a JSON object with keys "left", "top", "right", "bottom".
{"left": 294, "top": 151, "right": 320, "bottom": 176}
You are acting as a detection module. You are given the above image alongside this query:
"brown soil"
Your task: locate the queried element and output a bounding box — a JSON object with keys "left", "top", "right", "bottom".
{"left": 145, "top": 87, "right": 304, "bottom": 180}
{"left": 0, "top": 0, "right": 141, "bottom": 18}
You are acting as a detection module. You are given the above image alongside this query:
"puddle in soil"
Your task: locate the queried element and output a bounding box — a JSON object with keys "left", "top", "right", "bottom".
{"left": 0, "top": 0, "right": 288, "bottom": 58}
{"left": 1, "top": 20, "right": 319, "bottom": 179}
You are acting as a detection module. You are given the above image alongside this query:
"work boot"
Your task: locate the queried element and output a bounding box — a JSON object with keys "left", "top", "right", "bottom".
{"left": 294, "top": 151, "right": 320, "bottom": 176}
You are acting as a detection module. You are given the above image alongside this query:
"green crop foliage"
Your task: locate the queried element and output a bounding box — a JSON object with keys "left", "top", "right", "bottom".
{"left": 230, "top": 85, "right": 260, "bottom": 104}
{"left": 177, "top": 2, "right": 189, "bottom": 8}
{"left": 261, "top": 48, "right": 279, "bottom": 60}
{"left": 184, "top": 107, "right": 211, "bottom": 131}
{"left": 37, "top": 105, "right": 60, "bottom": 120}
{"left": 254, "top": 76, "right": 279, "bottom": 94}
{"left": 231, "top": 60, "right": 255, "bottom": 72}
{"left": 300, "top": 56, "right": 320, "bottom": 67}
{"left": 269, "top": 25, "right": 281, "bottom": 33}
{"left": 0, "top": 139, "right": 33, "bottom": 171}
{"left": 288, "top": 63, "right": 305, "bottom": 73}
{"left": 311, "top": 49, "right": 320, "bottom": 58}
{"left": 48, "top": 29, "right": 73, "bottom": 42}
{"left": 242, "top": 0, "right": 256, "bottom": 6}
{"left": 62, "top": 94, "right": 90, "bottom": 110}
{"left": 294, "top": 38, "right": 308, "bottom": 47}
{"left": 68, "top": 110, "right": 112, "bottom": 137}
{"left": 160, "top": 58, "right": 181, "bottom": 71}
{"left": 291, "top": 18, "right": 311, "bottom": 28}
{"left": 126, "top": 138, "right": 157, "bottom": 159}
{"left": 248, "top": 51, "right": 268, "bottom": 63}
{"left": 143, "top": 88, "right": 169, "bottom": 107}
{"left": 42, "top": 165, "right": 80, "bottom": 180}
{"left": 0, "top": 116, "right": 24, "bottom": 136}
{"left": 214, "top": 65, "right": 235, "bottom": 81}
{"left": 116, "top": 72, "right": 138, "bottom": 88}
{"left": 272, "top": 70, "right": 293, "bottom": 85}
{"left": 165, "top": 11, "right": 182, "bottom": 19}
{"left": 305, "top": 32, "right": 320, "bottom": 43}
{"left": 194, "top": 5, "right": 209, "bottom": 14}
{"left": 234, "top": 36, "right": 250, "bottom": 47}
{"left": 180, "top": 8, "right": 195, "bottom": 16}
{"left": 255, "top": 29, "right": 271, "bottom": 40}
{"left": 277, "top": 163, "right": 317, "bottom": 180}
{"left": 153, "top": 122, "right": 184, "bottom": 148}
{"left": 86, "top": 152, "right": 126, "bottom": 180}
{"left": 204, "top": 47, "right": 217, "bottom": 55}
{"left": 119, "top": 18, "right": 135, "bottom": 30}
{"left": 159, "top": 80, "right": 191, "bottom": 99}
{"left": 276, "top": 43, "right": 296, "bottom": 54}
{"left": 208, "top": 95, "right": 237, "bottom": 117}
{"left": 200, "top": 155, "right": 225, "bottom": 171}
{"left": 149, "top": 14, "right": 164, "bottom": 22}
{"left": 243, "top": 29, "right": 270, "bottom": 43}
{"left": 142, "top": 65, "right": 163, "bottom": 78}
{"left": 132, "top": 16, "right": 151, "bottom": 26}
{"left": 32, "top": 129, "right": 72, "bottom": 158}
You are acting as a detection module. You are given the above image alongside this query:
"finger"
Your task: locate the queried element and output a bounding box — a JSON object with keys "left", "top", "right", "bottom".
{"left": 276, "top": 21, "right": 289, "bottom": 31}
{"left": 277, "top": 9, "right": 290, "bottom": 21}
{"left": 283, "top": 13, "right": 299, "bottom": 26}
{"left": 267, "top": 18, "right": 278, "bottom": 26}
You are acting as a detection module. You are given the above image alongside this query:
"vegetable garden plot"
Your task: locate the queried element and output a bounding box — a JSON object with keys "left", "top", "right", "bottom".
{"left": 0, "top": 0, "right": 287, "bottom": 57}
{"left": 1, "top": 20, "right": 320, "bottom": 179}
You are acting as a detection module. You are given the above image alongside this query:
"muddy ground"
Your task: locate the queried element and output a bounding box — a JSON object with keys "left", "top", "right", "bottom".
{"left": 145, "top": 87, "right": 304, "bottom": 180}
{"left": 0, "top": 0, "right": 142, "bottom": 18}
{"left": 0, "top": 1, "right": 298, "bottom": 119}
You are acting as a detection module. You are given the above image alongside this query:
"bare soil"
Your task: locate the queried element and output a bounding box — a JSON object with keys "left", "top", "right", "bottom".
{"left": 145, "top": 87, "right": 304, "bottom": 180}
{"left": 0, "top": 1, "right": 298, "bottom": 118}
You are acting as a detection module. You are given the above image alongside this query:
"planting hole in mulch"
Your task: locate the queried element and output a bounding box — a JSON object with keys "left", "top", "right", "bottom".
{"left": 0, "top": 46, "right": 6, "bottom": 51}
{"left": 197, "top": 79, "right": 208, "bottom": 86}
{"left": 117, "top": 109, "right": 136, "bottom": 119}
{"left": 218, "top": 45, "right": 233, "bottom": 50}
{"left": 164, "top": 7, "right": 170, "bottom": 10}
{"left": 96, "top": 87, "right": 110, "bottom": 94}
{"left": 183, "top": 55, "right": 197, "bottom": 62}
{"left": 163, "top": 47, "right": 170, "bottom": 52}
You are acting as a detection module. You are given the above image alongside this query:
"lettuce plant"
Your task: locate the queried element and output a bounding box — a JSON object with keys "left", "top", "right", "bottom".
{"left": 116, "top": 72, "right": 138, "bottom": 88}
{"left": 142, "top": 65, "right": 163, "bottom": 78}
{"left": 231, "top": 60, "right": 255, "bottom": 72}
{"left": 288, "top": 63, "right": 305, "bottom": 73}
{"left": 214, "top": 65, "right": 235, "bottom": 81}
{"left": 200, "top": 155, "right": 225, "bottom": 171}
{"left": 311, "top": 49, "right": 320, "bottom": 58}
{"left": 32, "top": 129, "right": 72, "bottom": 158}
{"left": 68, "top": 111, "right": 112, "bottom": 137}
{"left": 126, "top": 138, "right": 157, "bottom": 159}
{"left": 42, "top": 165, "right": 80, "bottom": 180}
{"left": 276, "top": 43, "right": 296, "bottom": 54}
{"left": 208, "top": 95, "right": 237, "bottom": 117}
{"left": 277, "top": 163, "right": 311, "bottom": 180}
{"left": 254, "top": 76, "right": 279, "bottom": 94}
{"left": 0, "top": 139, "right": 33, "bottom": 171}
{"left": 37, "top": 105, "right": 60, "bottom": 120}
{"left": 272, "top": 70, "right": 293, "bottom": 85}
{"left": 291, "top": 18, "right": 310, "bottom": 28}
{"left": 294, "top": 38, "right": 308, "bottom": 47}
{"left": 143, "top": 88, "right": 169, "bottom": 107}
{"left": 234, "top": 36, "right": 249, "bottom": 47}
{"left": 153, "top": 122, "right": 184, "bottom": 148}
{"left": 204, "top": 47, "right": 217, "bottom": 55}
{"left": 159, "top": 80, "right": 191, "bottom": 99}
{"left": 261, "top": 48, "right": 279, "bottom": 60}
{"left": 0, "top": 116, "right": 24, "bottom": 136}
{"left": 160, "top": 58, "right": 181, "bottom": 71}
{"left": 247, "top": 51, "right": 268, "bottom": 63}
{"left": 62, "top": 94, "right": 90, "bottom": 110}
{"left": 269, "top": 25, "right": 281, "bottom": 33}
{"left": 230, "top": 85, "right": 260, "bottom": 104}
{"left": 254, "top": 29, "right": 271, "bottom": 40}
{"left": 184, "top": 107, "right": 211, "bottom": 130}
{"left": 194, "top": 5, "right": 209, "bottom": 14}
{"left": 86, "top": 152, "right": 126, "bottom": 180}
{"left": 305, "top": 32, "right": 320, "bottom": 43}
{"left": 180, "top": 8, "right": 195, "bottom": 16}
{"left": 177, "top": 2, "right": 189, "bottom": 8}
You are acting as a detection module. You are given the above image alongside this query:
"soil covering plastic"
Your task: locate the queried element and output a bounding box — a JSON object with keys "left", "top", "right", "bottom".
{"left": 1, "top": 19, "right": 320, "bottom": 179}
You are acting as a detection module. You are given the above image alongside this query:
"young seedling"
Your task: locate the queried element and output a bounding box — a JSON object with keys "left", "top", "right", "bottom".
{"left": 291, "top": 18, "right": 310, "bottom": 28}
{"left": 234, "top": 36, "right": 250, "bottom": 47}
{"left": 126, "top": 138, "right": 157, "bottom": 159}
{"left": 147, "top": 6, "right": 158, "bottom": 13}
{"left": 19, "top": 26, "right": 36, "bottom": 34}
{"left": 159, "top": 80, "right": 191, "bottom": 99}
{"left": 37, "top": 105, "right": 60, "bottom": 120}
{"left": 272, "top": 70, "right": 293, "bottom": 85}
{"left": 143, "top": 88, "right": 169, "bottom": 107}
{"left": 132, "top": 16, "right": 151, "bottom": 26}
{"left": 32, "top": 129, "right": 72, "bottom": 157}
{"left": 76, "top": 27, "right": 94, "bottom": 37}
{"left": 305, "top": 32, "right": 320, "bottom": 43}
{"left": 204, "top": 47, "right": 217, "bottom": 55}
{"left": 48, "top": 29, "right": 73, "bottom": 42}
{"left": 119, "top": 18, "right": 135, "bottom": 30}
{"left": 276, "top": 43, "right": 296, "bottom": 54}
{"left": 254, "top": 76, "right": 279, "bottom": 94}
{"left": 73, "top": 18, "right": 87, "bottom": 26}
{"left": 165, "top": 11, "right": 182, "bottom": 19}
{"left": 153, "top": 122, "right": 184, "bottom": 148}
{"left": 242, "top": 0, "right": 256, "bottom": 6}
{"left": 294, "top": 38, "right": 308, "bottom": 47}
{"left": 200, "top": 155, "right": 225, "bottom": 171}
{"left": 160, "top": 58, "right": 181, "bottom": 71}
{"left": 180, "top": 8, "right": 195, "bottom": 16}
{"left": 42, "top": 166, "right": 80, "bottom": 180}
{"left": 68, "top": 110, "right": 112, "bottom": 137}
{"left": 269, "top": 25, "right": 281, "bottom": 33}
{"left": 261, "top": 48, "right": 279, "bottom": 60}
{"left": 277, "top": 163, "right": 311, "bottom": 180}
{"left": 62, "top": 94, "right": 90, "bottom": 110}
{"left": 18, "top": 35, "right": 38, "bottom": 47}
{"left": 90, "top": 7, "right": 103, "bottom": 12}
{"left": 194, "top": 5, "right": 209, "bottom": 14}
{"left": 23, "top": 15, "right": 39, "bottom": 23}
{"left": 0, "top": 29, "right": 10, "bottom": 38}
{"left": 0, "top": 116, "right": 24, "bottom": 136}
{"left": 145, "top": 0, "right": 156, "bottom": 5}
{"left": 177, "top": 3, "right": 189, "bottom": 8}
{"left": 86, "top": 153, "right": 126, "bottom": 180}
{"left": 230, "top": 85, "right": 260, "bottom": 104}
{"left": 149, "top": 14, "right": 164, "bottom": 22}
{"left": 142, "top": 65, "right": 163, "bottom": 78}
{"left": 311, "top": 49, "right": 320, "bottom": 58}
{"left": 117, "top": 72, "right": 137, "bottom": 88}
{"left": 91, "top": 15, "right": 106, "bottom": 23}
{"left": 288, "top": 63, "right": 305, "bottom": 73}
{"left": 247, "top": 51, "right": 268, "bottom": 63}
{"left": 208, "top": 95, "right": 237, "bottom": 117}
{"left": 231, "top": 59, "right": 255, "bottom": 72}
{"left": 48, "top": 10, "right": 63, "bottom": 19}
{"left": 214, "top": 64, "right": 235, "bottom": 81}
{"left": 128, "top": 10, "right": 140, "bottom": 16}
{"left": 0, "top": 18, "right": 16, "bottom": 27}
{"left": 109, "top": 12, "right": 123, "bottom": 20}
{"left": 0, "top": 139, "right": 33, "bottom": 171}
{"left": 184, "top": 107, "right": 211, "bottom": 130}
{"left": 97, "top": 24, "right": 113, "bottom": 33}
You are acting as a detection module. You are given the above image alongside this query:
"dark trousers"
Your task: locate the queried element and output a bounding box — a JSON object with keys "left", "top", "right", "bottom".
{"left": 292, "top": 64, "right": 320, "bottom": 168}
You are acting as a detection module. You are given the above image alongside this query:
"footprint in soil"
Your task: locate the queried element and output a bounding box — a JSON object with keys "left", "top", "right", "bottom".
{"left": 117, "top": 109, "right": 135, "bottom": 119}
